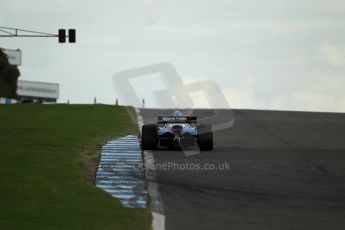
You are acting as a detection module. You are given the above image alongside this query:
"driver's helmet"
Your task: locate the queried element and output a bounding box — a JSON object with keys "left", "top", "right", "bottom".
{"left": 172, "top": 110, "right": 183, "bottom": 116}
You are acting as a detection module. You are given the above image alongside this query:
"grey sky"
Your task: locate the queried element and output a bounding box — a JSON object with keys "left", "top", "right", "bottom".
{"left": 1, "top": 0, "right": 345, "bottom": 112}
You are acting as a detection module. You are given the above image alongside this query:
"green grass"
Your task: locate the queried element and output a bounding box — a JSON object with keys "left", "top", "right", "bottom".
{"left": 0, "top": 104, "right": 151, "bottom": 230}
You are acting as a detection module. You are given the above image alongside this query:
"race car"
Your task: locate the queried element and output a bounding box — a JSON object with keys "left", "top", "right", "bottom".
{"left": 141, "top": 110, "right": 213, "bottom": 150}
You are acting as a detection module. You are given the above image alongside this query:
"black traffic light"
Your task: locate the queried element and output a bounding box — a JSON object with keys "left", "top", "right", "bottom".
{"left": 68, "top": 29, "right": 76, "bottom": 43}
{"left": 58, "top": 29, "right": 66, "bottom": 43}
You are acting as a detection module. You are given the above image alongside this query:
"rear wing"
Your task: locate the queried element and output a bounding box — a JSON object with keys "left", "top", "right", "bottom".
{"left": 157, "top": 115, "right": 197, "bottom": 124}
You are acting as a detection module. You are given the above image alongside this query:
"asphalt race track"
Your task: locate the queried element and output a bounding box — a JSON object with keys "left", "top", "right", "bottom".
{"left": 140, "top": 109, "right": 345, "bottom": 230}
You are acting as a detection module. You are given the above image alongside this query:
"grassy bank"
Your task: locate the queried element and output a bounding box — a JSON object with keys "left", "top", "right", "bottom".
{"left": 0, "top": 104, "right": 151, "bottom": 230}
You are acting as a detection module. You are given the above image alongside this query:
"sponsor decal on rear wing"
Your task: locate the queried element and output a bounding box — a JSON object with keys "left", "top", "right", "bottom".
{"left": 158, "top": 115, "right": 197, "bottom": 123}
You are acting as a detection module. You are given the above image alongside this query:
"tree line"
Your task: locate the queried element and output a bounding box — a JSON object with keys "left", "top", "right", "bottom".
{"left": 0, "top": 48, "right": 20, "bottom": 99}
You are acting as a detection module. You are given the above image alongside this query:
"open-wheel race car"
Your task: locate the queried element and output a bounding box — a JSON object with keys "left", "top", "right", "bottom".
{"left": 141, "top": 111, "right": 213, "bottom": 151}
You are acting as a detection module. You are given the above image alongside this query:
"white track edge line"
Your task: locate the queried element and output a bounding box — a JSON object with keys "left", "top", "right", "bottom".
{"left": 135, "top": 108, "right": 165, "bottom": 230}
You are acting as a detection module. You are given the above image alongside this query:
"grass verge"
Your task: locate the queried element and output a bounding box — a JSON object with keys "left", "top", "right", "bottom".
{"left": 0, "top": 104, "right": 151, "bottom": 230}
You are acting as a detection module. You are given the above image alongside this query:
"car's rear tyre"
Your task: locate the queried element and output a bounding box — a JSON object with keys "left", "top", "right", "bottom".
{"left": 141, "top": 124, "right": 158, "bottom": 150}
{"left": 197, "top": 124, "right": 213, "bottom": 151}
